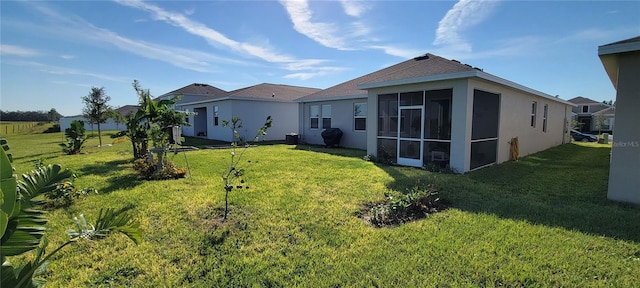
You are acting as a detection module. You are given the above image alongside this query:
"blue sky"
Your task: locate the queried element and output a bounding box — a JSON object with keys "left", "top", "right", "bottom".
{"left": 1, "top": 0, "right": 638, "bottom": 116}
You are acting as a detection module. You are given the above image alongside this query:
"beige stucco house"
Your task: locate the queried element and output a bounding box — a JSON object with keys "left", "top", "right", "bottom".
{"left": 598, "top": 36, "right": 640, "bottom": 204}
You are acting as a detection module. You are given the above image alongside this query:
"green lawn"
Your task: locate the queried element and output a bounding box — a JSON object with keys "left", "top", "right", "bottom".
{"left": 5, "top": 132, "right": 640, "bottom": 286}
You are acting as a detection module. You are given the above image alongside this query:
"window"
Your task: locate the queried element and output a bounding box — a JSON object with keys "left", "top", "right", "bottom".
{"left": 531, "top": 101, "right": 537, "bottom": 128}
{"left": 322, "top": 104, "right": 331, "bottom": 128}
{"left": 213, "top": 106, "right": 219, "bottom": 126}
{"left": 184, "top": 108, "right": 189, "bottom": 124}
{"left": 582, "top": 105, "right": 589, "bottom": 113}
{"left": 310, "top": 105, "right": 319, "bottom": 129}
{"left": 424, "top": 89, "right": 452, "bottom": 140}
{"left": 354, "top": 103, "right": 367, "bottom": 131}
{"left": 543, "top": 104, "right": 548, "bottom": 132}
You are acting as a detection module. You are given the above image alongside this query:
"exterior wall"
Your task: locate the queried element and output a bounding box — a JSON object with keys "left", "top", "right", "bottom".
{"left": 301, "top": 98, "right": 368, "bottom": 149}
{"left": 231, "top": 100, "right": 299, "bottom": 142}
{"left": 59, "top": 116, "right": 126, "bottom": 132}
{"left": 365, "top": 78, "right": 571, "bottom": 173}
{"left": 365, "top": 79, "right": 470, "bottom": 172}
{"left": 180, "top": 100, "right": 298, "bottom": 142}
{"left": 468, "top": 78, "right": 570, "bottom": 165}
{"left": 607, "top": 52, "right": 640, "bottom": 204}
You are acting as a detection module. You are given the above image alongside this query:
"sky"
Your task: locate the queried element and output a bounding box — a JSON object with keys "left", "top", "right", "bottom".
{"left": 1, "top": 0, "right": 639, "bottom": 116}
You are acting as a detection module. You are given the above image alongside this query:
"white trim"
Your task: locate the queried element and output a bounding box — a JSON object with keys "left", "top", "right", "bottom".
{"left": 296, "top": 94, "right": 367, "bottom": 103}
{"left": 470, "top": 137, "right": 498, "bottom": 143}
{"left": 180, "top": 96, "right": 297, "bottom": 106}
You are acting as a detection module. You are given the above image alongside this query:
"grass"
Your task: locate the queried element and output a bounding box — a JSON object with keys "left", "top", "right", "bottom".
{"left": 4, "top": 132, "right": 640, "bottom": 287}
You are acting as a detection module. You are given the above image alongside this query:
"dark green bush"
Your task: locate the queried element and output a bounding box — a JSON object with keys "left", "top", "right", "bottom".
{"left": 367, "top": 183, "right": 444, "bottom": 227}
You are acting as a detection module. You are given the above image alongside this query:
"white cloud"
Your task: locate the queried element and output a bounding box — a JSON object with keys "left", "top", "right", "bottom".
{"left": 60, "top": 54, "right": 76, "bottom": 60}
{"left": 0, "top": 44, "right": 39, "bottom": 57}
{"left": 433, "top": 0, "right": 498, "bottom": 53}
{"left": 27, "top": 2, "right": 249, "bottom": 73}
{"left": 368, "top": 45, "right": 423, "bottom": 59}
{"left": 7, "top": 60, "right": 129, "bottom": 82}
{"left": 115, "top": 0, "right": 347, "bottom": 80}
{"left": 279, "top": 0, "right": 350, "bottom": 50}
{"left": 340, "top": 0, "right": 368, "bottom": 18}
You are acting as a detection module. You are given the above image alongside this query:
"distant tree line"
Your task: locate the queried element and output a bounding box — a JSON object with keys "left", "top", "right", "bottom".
{"left": 0, "top": 108, "right": 62, "bottom": 122}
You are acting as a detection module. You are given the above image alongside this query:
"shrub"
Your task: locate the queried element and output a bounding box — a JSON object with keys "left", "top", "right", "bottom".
{"left": 366, "top": 183, "right": 444, "bottom": 227}
{"left": 60, "top": 120, "right": 87, "bottom": 154}
{"left": 133, "top": 158, "right": 186, "bottom": 180}
{"left": 43, "top": 180, "right": 98, "bottom": 209}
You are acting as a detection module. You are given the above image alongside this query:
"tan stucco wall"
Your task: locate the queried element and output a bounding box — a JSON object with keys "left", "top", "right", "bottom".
{"left": 366, "top": 77, "right": 571, "bottom": 173}
{"left": 468, "top": 78, "right": 570, "bottom": 165}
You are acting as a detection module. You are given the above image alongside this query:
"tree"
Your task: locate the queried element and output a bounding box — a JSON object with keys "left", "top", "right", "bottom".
{"left": 47, "top": 108, "right": 62, "bottom": 122}
{"left": 220, "top": 116, "right": 272, "bottom": 221}
{"left": 82, "top": 87, "right": 111, "bottom": 147}
{"left": 127, "top": 80, "right": 188, "bottom": 173}
{"left": 107, "top": 108, "right": 125, "bottom": 130}
{"left": 595, "top": 113, "right": 606, "bottom": 135}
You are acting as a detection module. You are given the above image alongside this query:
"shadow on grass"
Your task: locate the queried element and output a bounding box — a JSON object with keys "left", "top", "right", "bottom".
{"left": 381, "top": 143, "right": 640, "bottom": 243}
{"left": 293, "top": 144, "right": 367, "bottom": 159}
{"left": 77, "top": 159, "right": 143, "bottom": 193}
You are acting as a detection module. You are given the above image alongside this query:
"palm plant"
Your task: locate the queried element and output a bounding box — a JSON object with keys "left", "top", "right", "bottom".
{"left": 1, "top": 147, "right": 141, "bottom": 287}
{"left": 59, "top": 120, "right": 87, "bottom": 154}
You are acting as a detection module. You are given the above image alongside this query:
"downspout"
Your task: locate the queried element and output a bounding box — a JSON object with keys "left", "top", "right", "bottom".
{"left": 562, "top": 105, "right": 568, "bottom": 144}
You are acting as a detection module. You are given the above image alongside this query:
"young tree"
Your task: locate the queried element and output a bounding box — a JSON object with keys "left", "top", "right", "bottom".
{"left": 595, "top": 114, "right": 606, "bottom": 135}
{"left": 82, "top": 87, "right": 111, "bottom": 147}
{"left": 220, "top": 116, "right": 272, "bottom": 221}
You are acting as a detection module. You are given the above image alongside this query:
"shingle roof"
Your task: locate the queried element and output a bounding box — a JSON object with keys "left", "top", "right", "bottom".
{"left": 299, "top": 53, "right": 476, "bottom": 101}
{"left": 568, "top": 96, "right": 601, "bottom": 105}
{"left": 223, "top": 83, "right": 320, "bottom": 101}
{"left": 114, "top": 105, "right": 139, "bottom": 117}
{"left": 601, "top": 36, "right": 640, "bottom": 47}
{"left": 163, "top": 83, "right": 226, "bottom": 96}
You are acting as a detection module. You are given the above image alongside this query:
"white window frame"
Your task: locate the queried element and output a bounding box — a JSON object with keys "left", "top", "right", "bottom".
{"left": 213, "top": 106, "right": 219, "bottom": 126}
{"left": 310, "top": 105, "right": 319, "bottom": 129}
{"left": 543, "top": 104, "right": 548, "bottom": 132}
{"left": 582, "top": 105, "right": 589, "bottom": 113}
{"left": 531, "top": 101, "right": 537, "bottom": 128}
{"left": 322, "top": 104, "right": 331, "bottom": 129}
{"left": 354, "top": 102, "right": 367, "bottom": 131}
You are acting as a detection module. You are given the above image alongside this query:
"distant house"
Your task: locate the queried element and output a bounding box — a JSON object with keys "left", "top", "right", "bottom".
{"left": 298, "top": 53, "right": 574, "bottom": 173}
{"left": 59, "top": 105, "right": 139, "bottom": 132}
{"left": 598, "top": 35, "right": 640, "bottom": 204}
{"left": 568, "top": 96, "right": 615, "bottom": 133}
{"left": 155, "top": 83, "right": 227, "bottom": 106}
{"left": 176, "top": 83, "right": 319, "bottom": 142}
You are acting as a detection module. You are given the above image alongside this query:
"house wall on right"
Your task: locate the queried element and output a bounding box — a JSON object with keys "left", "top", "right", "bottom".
{"left": 605, "top": 52, "right": 640, "bottom": 203}
{"left": 469, "top": 78, "right": 571, "bottom": 165}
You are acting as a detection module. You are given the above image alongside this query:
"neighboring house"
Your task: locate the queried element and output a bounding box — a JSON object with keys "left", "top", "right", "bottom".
{"left": 176, "top": 83, "right": 319, "bottom": 142}
{"left": 568, "top": 96, "right": 615, "bottom": 133}
{"left": 300, "top": 53, "right": 573, "bottom": 173}
{"left": 155, "top": 83, "right": 227, "bottom": 106}
{"left": 59, "top": 105, "right": 139, "bottom": 132}
{"left": 598, "top": 35, "right": 640, "bottom": 204}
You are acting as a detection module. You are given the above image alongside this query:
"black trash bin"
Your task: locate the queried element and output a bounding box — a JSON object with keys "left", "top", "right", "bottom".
{"left": 321, "top": 128, "right": 343, "bottom": 148}
{"left": 285, "top": 133, "right": 299, "bottom": 145}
